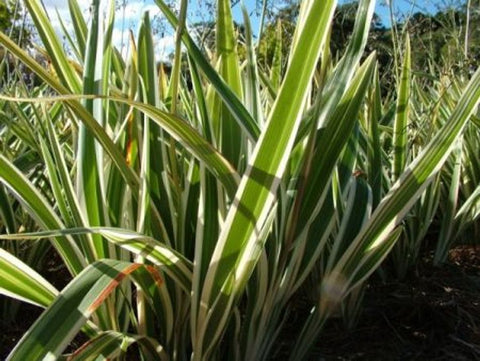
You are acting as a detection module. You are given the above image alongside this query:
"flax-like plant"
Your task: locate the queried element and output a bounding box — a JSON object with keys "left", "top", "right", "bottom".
{"left": 1, "top": 0, "right": 480, "bottom": 360}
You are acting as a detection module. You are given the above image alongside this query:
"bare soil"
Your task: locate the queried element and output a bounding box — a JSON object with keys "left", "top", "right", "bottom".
{"left": 306, "top": 246, "right": 480, "bottom": 360}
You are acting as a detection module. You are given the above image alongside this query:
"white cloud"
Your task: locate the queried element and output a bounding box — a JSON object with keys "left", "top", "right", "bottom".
{"left": 33, "top": 1, "right": 175, "bottom": 62}
{"left": 112, "top": 2, "right": 175, "bottom": 62}
{"left": 110, "top": 25, "right": 175, "bottom": 62}
{"left": 155, "top": 34, "right": 175, "bottom": 61}
{"left": 116, "top": 1, "right": 163, "bottom": 24}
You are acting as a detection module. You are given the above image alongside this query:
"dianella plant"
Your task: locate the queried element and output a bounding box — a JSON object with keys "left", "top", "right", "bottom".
{"left": 1, "top": 0, "right": 480, "bottom": 360}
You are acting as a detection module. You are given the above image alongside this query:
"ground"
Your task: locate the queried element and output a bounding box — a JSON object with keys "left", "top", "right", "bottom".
{"left": 307, "top": 246, "right": 480, "bottom": 360}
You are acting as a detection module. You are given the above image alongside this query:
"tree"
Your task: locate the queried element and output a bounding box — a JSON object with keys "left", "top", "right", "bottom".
{"left": 405, "top": 3, "right": 480, "bottom": 76}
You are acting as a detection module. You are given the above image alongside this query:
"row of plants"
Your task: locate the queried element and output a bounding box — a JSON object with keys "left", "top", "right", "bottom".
{"left": 0, "top": 0, "right": 479, "bottom": 360}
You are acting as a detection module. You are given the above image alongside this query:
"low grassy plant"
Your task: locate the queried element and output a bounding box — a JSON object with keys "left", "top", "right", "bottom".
{"left": 0, "top": 0, "right": 480, "bottom": 360}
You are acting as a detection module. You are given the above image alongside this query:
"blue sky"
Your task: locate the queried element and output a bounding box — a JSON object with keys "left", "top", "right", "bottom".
{"left": 42, "top": 0, "right": 450, "bottom": 61}
{"left": 369, "top": 0, "right": 446, "bottom": 26}
{"left": 229, "top": 0, "right": 446, "bottom": 29}
{"left": 226, "top": 0, "right": 448, "bottom": 33}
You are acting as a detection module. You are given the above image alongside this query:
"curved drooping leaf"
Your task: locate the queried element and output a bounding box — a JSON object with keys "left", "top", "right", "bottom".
{"left": 7, "top": 259, "right": 166, "bottom": 361}
{"left": 0, "top": 227, "right": 193, "bottom": 292}
{"left": 64, "top": 331, "right": 170, "bottom": 361}
{"left": 63, "top": 331, "right": 131, "bottom": 361}
{"left": 0, "top": 31, "right": 140, "bottom": 196}
{"left": 0, "top": 247, "right": 58, "bottom": 307}
{"left": 0, "top": 92, "right": 240, "bottom": 199}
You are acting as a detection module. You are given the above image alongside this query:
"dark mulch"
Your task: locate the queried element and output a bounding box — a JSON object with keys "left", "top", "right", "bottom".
{"left": 307, "top": 246, "right": 480, "bottom": 361}
{"left": 0, "top": 301, "right": 42, "bottom": 360}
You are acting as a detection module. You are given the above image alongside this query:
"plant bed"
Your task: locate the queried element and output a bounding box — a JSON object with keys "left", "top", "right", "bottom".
{"left": 1, "top": 247, "right": 480, "bottom": 360}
